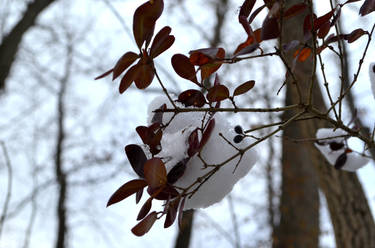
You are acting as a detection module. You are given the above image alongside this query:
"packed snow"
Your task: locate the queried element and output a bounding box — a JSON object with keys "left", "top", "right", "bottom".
{"left": 147, "top": 96, "right": 257, "bottom": 209}
{"left": 315, "top": 128, "right": 369, "bottom": 172}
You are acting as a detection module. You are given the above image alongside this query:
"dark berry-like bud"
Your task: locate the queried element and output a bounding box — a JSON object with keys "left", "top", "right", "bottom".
{"left": 234, "top": 125, "right": 243, "bottom": 134}
{"left": 233, "top": 135, "right": 244, "bottom": 143}
{"left": 334, "top": 152, "right": 347, "bottom": 170}
{"left": 329, "top": 142, "right": 344, "bottom": 151}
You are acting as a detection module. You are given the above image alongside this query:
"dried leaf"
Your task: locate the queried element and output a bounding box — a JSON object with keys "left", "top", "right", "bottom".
{"left": 294, "top": 47, "right": 311, "bottom": 62}
{"left": 233, "top": 80, "right": 255, "bottom": 96}
{"left": 171, "top": 54, "right": 199, "bottom": 84}
{"left": 207, "top": 85, "right": 229, "bottom": 102}
{"left": 144, "top": 158, "right": 167, "bottom": 189}
{"left": 113, "top": 52, "right": 139, "bottom": 80}
{"left": 107, "top": 179, "right": 148, "bottom": 207}
{"left": 131, "top": 211, "right": 158, "bottom": 236}
{"left": 125, "top": 144, "right": 148, "bottom": 178}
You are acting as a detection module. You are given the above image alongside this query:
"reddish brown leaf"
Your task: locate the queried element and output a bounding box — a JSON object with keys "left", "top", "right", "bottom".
{"left": 239, "top": 0, "right": 256, "bottom": 18}
{"left": 113, "top": 52, "right": 139, "bottom": 80}
{"left": 177, "top": 197, "right": 186, "bottom": 229}
{"left": 359, "top": 0, "right": 375, "bottom": 16}
{"left": 177, "top": 89, "right": 206, "bottom": 107}
{"left": 233, "top": 80, "right": 255, "bottom": 96}
{"left": 136, "top": 188, "right": 144, "bottom": 204}
{"left": 317, "top": 21, "right": 331, "bottom": 39}
{"left": 133, "top": 0, "right": 164, "bottom": 49}
{"left": 147, "top": 184, "right": 179, "bottom": 200}
{"left": 144, "top": 158, "right": 167, "bottom": 189}
{"left": 131, "top": 211, "right": 158, "bottom": 236}
{"left": 188, "top": 129, "right": 200, "bottom": 157}
{"left": 119, "top": 65, "right": 138, "bottom": 93}
{"left": 95, "top": 69, "right": 113, "bottom": 80}
{"left": 134, "top": 58, "right": 155, "bottom": 89}
{"left": 125, "top": 144, "right": 147, "bottom": 178}
{"left": 167, "top": 159, "right": 188, "bottom": 184}
{"left": 283, "top": 3, "right": 307, "bottom": 19}
{"left": 189, "top": 48, "right": 225, "bottom": 81}
{"left": 207, "top": 85, "right": 229, "bottom": 102}
{"left": 107, "top": 179, "right": 148, "bottom": 207}
{"left": 313, "top": 10, "right": 334, "bottom": 31}
{"left": 164, "top": 197, "right": 180, "bottom": 228}
{"left": 249, "top": 5, "right": 266, "bottom": 24}
{"left": 137, "top": 198, "right": 153, "bottom": 220}
{"left": 344, "top": 28, "right": 367, "bottom": 43}
{"left": 150, "top": 26, "right": 175, "bottom": 58}
{"left": 171, "top": 54, "right": 199, "bottom": 84}
{"left": 261, "top": 16, "right": 280, "bottom": 40}
{"left": 199, "top": 118, "right": 215, "bottom": 151}
{"left": 234, "top": 28, "right": 262, "bottom": 55}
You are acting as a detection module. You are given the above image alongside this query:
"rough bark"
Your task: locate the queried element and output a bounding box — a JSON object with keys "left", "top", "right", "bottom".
{"left": 273, "top": 1, "right": 320, "bottom": 247}
{"left": 275, "top": 1, "right": 375, "bottom": 247}
{"left": 0, "top": 0, "right": 57, "bottom": 92}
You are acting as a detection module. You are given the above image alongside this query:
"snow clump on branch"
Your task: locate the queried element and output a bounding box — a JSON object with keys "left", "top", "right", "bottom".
{"left": 315, "top": 128, "right": 369, "bottom": 172}
{"left": 148, "top": 96, "right": 257, "bottom": 209}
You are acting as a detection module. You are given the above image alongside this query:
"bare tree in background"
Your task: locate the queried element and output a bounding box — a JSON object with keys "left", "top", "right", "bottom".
{"left": 0, "top": 0, "right": 58, "bottom": 92}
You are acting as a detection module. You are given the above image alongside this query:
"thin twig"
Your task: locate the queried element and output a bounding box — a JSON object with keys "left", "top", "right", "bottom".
{"left": 0, "top": 141, "right": 13, "bottom": 240}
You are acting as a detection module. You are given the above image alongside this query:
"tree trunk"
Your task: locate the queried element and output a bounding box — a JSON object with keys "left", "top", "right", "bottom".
{"left": 276, "top": 1, "right": 375, "bottom": 247}
{"left": 0, "top": 0, "right": 57, "bottom": 92}
{"left": 273, "top": 1, "right": 320, "bottom": 247}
